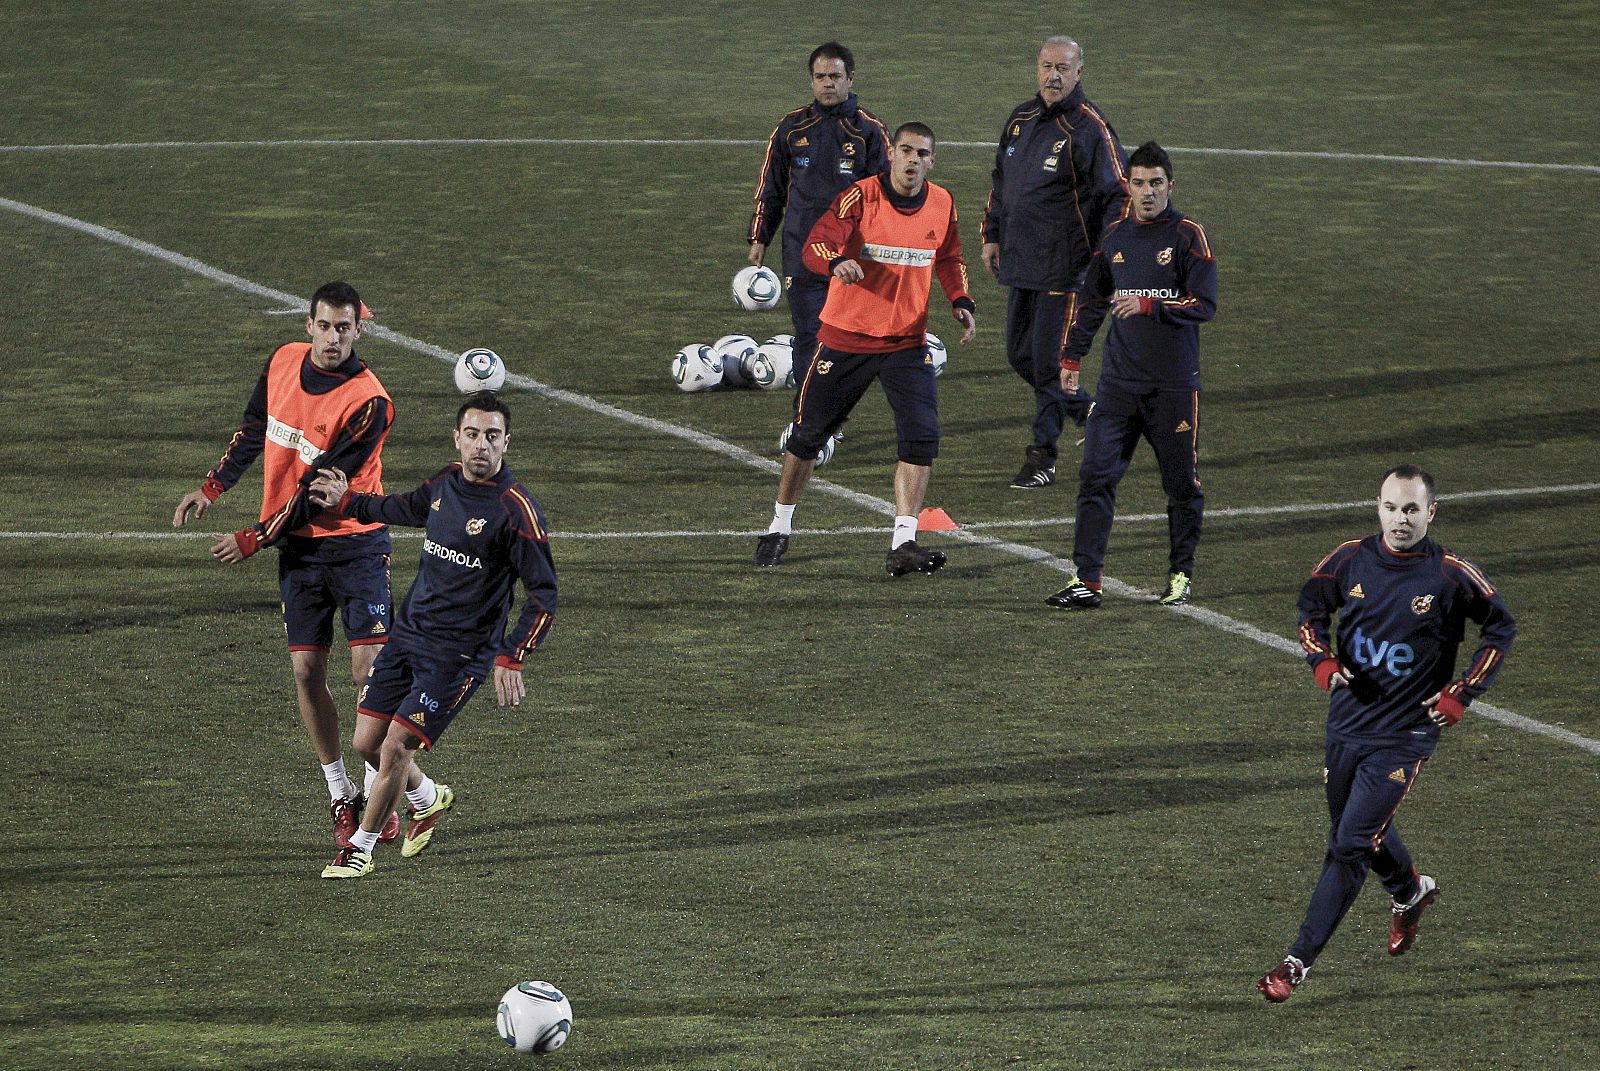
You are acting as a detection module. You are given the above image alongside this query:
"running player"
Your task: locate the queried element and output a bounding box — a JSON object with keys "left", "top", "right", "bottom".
{"left": 308, "top": 393, "right": 557, "bottom": 879}
{"left": 1257, "top": 464, "right": 1515, "bottom": 1001}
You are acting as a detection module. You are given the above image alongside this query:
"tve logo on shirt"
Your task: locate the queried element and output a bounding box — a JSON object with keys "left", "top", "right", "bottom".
{"left": 1348, "top": 626, "right": 1416, "bottom": 676}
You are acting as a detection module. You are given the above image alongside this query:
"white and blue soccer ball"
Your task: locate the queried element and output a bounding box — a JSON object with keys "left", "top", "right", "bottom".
{"left": 732, "top": 265, "right": 783, "bottom": 311}
{"left": 671, "top": 344, "right": 723, "bottom": 392}
{"left": 776, "top": 422, "right": 838, "bottom": 467}
{"left": 455, "top": 347, "right": 507, "bottom": 394}
{"left": 924, "top": 332, "right": 947, "bottom": 377}
{"left": 751, "top": 340, "right": 795, "bottom": 391}
{"left": 496, "top": 981, "right": 573, "bottom": 1054}
{"left": 713, "top": 334, "right": 760, "bottom": 388}
{"left": 764, "top": 333, "right": 795, "bottom": 350}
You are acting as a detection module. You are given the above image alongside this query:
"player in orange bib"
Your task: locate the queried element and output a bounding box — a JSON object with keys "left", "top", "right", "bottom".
{"left": 753, "top": 122, "right": 977, "bottom": 576}
{"left": 173, "top": 281, "right": 401, "bottom": 850}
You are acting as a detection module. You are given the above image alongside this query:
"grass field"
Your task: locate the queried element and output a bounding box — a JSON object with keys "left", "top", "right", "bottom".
{"left": 3, "top": 2, "right": 1598, "bottom": 1068}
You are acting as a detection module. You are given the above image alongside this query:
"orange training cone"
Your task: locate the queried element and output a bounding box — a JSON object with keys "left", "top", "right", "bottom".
{"left": 917, "top": 507, "right": 958, "bottom": 532}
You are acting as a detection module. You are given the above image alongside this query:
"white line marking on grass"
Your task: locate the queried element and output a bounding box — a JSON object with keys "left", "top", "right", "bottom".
{"left": 4, "top": 193, "right": 1591, "bottom": 756}
{"left": 2, "top": 136, "right": 1596, "bottom": 174}
{"left": 15, "top": 480, "right": 1593, "bottom": 543}
{"left": 961, "top": 482, "right": 1600, "bottom": 532}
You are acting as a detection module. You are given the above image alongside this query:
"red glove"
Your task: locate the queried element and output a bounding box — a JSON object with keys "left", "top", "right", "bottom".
{"left": 1313, "top": 658, "right": 1343, "bottom": 691}
{"left": 1430, "top": 691, "right": 1467, "bottom": 726}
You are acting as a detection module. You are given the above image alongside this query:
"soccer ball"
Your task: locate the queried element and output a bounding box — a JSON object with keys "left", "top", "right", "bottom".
{"left": 455, "top": 348, "right": 507, "bottom": 394}
{"left": 671, "top": 344, "right": 723, "bottom": 392}
{"left": 764, "top": 333, "right": 795, "bottom": 349}
{"left": 732, "top": 265, "right": 782, "bottom": 311}
{"left": 776, "top": 422, "right": 838, "bottom": 467}
{"left": 751, "top": 341, "right": 794, "bottom": 391}
{"left": 496, "top": 981, "right": 573, "bottom": 1054}
{"left": 713, "top": 334, "right": 760, "bottom": 388}
{"left": 924, "top": 332, "right": 947, "bottom": 377}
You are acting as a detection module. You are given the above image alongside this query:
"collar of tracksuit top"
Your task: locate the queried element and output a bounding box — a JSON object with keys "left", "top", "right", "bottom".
{"left": 1032, "top": 83, "right": 1087, "bottom": 121}
{"left": 810, "top": 94, "right": 861, "bottom": 122}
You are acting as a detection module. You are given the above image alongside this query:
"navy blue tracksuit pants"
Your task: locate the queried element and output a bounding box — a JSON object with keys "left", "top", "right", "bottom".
{"left": 1289, "top": 737, "right": 1430, "bottom": 967}
{"left": 1006, "top": 287, "right": 1093, "bottom": 457}
{"left": 1072, "top": 384, "right": 1203, "bottom": 583}
{"left": 787, "top": 270, "right": 829, "bottom": 418}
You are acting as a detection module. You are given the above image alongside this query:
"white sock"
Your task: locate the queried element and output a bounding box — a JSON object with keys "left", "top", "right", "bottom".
{"left": 322, "top": 759, "right": 358, "bottom": 802}
{"left": 892, "top": 516, "right": 918, "bottom": 549}
{"left": 768, "top": 502, "right": 796, "bottom": 535}
{"left": 349, "top": 826, "right": 380, "bottom": 854}
{"left": 363, "top": 762, "right": 380, "bottom": 796}
{"left": 406, "top": 776, "right": 438, "bottom": 813}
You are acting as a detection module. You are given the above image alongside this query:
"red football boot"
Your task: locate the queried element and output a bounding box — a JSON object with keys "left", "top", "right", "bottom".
{"left": 1389, "top": 875, "right": 1439, "bottom": 956}
{"left": 1256, "top": 956, "right": 1307, "bottom": 1003}
{"left": 330, "top": 795, "right": 360, "bottom": 848}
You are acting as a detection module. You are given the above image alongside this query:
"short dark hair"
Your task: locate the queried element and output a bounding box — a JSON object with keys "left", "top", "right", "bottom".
{"left": 1127, "top": 141, "right": 1173, "bottom": 180}
{"left": 809, "top": 41, "right": 855, "bottom": 76}
{"left": 1382, "top": 463, "right": 1436, "bottom": 502}
{"left": 309, "top": 281, "right": 362, "bottom": 320}
{"left": 457, "top": 391, "right": 511, "bottom": 432}
{"left": 894, "top": 121, "right": 936, "bottom": 150}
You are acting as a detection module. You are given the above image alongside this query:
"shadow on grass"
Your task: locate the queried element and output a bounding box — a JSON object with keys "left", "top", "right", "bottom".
{"left": 3, "top": 743, "right": 1302, "bottom": 882}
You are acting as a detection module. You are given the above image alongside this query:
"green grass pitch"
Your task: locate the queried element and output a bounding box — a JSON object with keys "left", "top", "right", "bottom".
{"left": 2, "top": 3, "right": 1597, "bottom": 1068}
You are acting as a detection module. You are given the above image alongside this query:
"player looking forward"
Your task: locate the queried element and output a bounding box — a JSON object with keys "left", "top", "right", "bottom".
{"left": 309, "top": 393, "right": 557, "bottom": 879}
{"left": 749, "top": 40, "right": 892, "bottom": 463}
{"left": 1257, "top": 465, "right": 1515, "bottom": 1002}
{"left": 173, "top": 281, "right": 400, "bottom": 846}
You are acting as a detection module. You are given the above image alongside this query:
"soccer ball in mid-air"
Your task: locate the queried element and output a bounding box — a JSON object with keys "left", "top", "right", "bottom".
{"left": 732, "top": 265, "right": 782, "bottom": 311}
{"left": 455, "top": 348, "right": 507, "bottom": 394}
{"left": 713, "top": 334, "right": 760, "bottom": 388}
{"left": 496, "top": 981, "right": 573, "bottom": 1054}
{"left": 751, "top": 341, "right": 795, "bottom": 391}
{"left": 671, "top": 344, "right": 724, "bottom": 392}
{"left": 924, "top": 332, "right": 947, "bottom": 377}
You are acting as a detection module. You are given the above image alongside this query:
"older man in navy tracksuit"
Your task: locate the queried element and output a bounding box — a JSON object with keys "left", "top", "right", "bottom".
{"left": 981, "top": 35, "right": 1128, "bottom": 489}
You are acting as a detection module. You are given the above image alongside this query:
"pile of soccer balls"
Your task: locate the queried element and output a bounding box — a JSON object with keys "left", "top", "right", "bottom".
{"left": 673, "top": 333, "right": 797, "bottom": 393}
{"left": 673, "top": 267, "right": 948, "bottom": 393}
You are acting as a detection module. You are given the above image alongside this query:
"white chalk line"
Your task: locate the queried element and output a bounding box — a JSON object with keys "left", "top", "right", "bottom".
{"left": 2, "top": 193, "right": 1591, "bottom": 757}
{"left": 7, "top": 480, "right": 1596, "bottom": 543}
{"left": 0, "top": 136, "right": 1595, "bottom": 175}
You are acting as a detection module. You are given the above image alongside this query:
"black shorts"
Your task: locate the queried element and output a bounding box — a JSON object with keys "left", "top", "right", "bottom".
{"left": 787, "top": 343, "right": 940, "bottom": 462}
{"left": 356, "top": 639, "right": 484, "bottom": 750}
{"left": 277, "top": 529, "right": 393, "bottom": 652}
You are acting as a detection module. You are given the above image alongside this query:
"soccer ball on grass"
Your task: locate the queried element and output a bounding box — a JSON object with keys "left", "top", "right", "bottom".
{"left": 713, "top": 334, "right": 761, "bottom": 388}
{"left": 496, "top": 981, "right": 573, "bottom": 1054}
{"left": 671, "top": 344, "right": 724, "bottom": 392}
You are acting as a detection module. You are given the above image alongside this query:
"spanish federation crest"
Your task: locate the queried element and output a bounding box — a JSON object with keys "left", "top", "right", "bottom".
{"left": 1411, "top": 594, "right": 1435, "bottom": 615}
{"left": 466, "top": 518, "right": 487, "bottom": 535}
{"left": 1157, "top": 246, "right": 1174, "bottom": 266}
